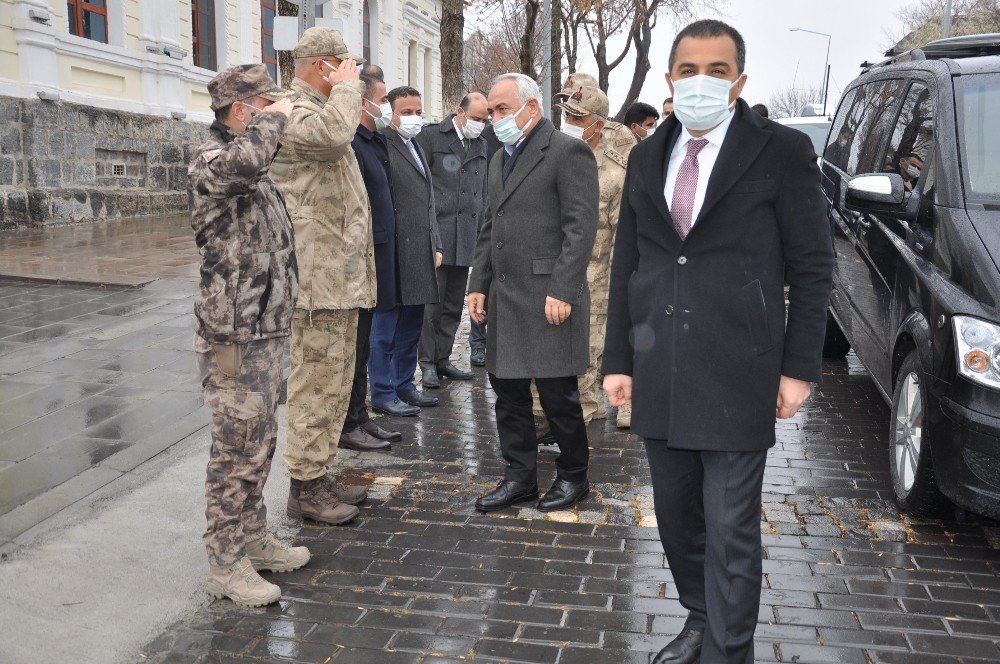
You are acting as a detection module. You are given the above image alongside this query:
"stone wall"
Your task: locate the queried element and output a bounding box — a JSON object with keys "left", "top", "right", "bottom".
{"left": 0, "top": 96, "right": 208, "bottom": 229}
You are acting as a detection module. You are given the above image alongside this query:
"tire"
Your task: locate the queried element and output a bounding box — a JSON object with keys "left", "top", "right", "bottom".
{"left": 889, "top": 352, "right": 952, "bottom": 518}
{"left": 822, "top": 312, "right": 851, "bottom": 359}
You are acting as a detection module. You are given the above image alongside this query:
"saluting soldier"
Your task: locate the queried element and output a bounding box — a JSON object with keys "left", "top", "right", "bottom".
{"left": 189, "top": 63, "right": 307, "bottom": 607}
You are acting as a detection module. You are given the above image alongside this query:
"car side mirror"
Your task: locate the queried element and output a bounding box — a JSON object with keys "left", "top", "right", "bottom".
{"left": 846, "top": 173, "right": 905, "bottom": 207}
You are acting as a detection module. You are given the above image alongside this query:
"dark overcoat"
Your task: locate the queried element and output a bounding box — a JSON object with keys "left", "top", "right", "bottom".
{"left": 469, "top": 120, "right": 599, "bottom": 379}
{"left": 602, "top": 100, "right": 835, "bottom": 451}
{"left": 351, "top": 125, "right": 397, "bottom": 311}
{"left": 383, "top": 128, "right": 442, "bottom": 306}
{"left": 415, "top": 115, "right": 489, "bottom": 267}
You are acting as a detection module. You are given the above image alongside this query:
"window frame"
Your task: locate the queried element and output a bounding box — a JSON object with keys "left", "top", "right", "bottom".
{"left": 363, "top": 0, "right": 372, "bottom": 64}
{"left": 67, "top": 0, "right": 109, "bottom": 44}
{"left": 191, "top": 0, "right": 218, "bottom": 71}
{"left": 260, "top": 0, "right": 277, "bottom": 81}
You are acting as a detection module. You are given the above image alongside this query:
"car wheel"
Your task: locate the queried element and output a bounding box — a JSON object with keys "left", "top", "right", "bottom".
{"left": 889, "top": 352, "right": 951, "bottom": 517}
{"left": 822, "top": 312, "right": 851, "bottom": 359}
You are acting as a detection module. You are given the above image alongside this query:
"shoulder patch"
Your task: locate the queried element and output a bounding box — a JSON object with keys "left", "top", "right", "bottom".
{"left": 605, "top": 148, "right": 628, "bottom": 169}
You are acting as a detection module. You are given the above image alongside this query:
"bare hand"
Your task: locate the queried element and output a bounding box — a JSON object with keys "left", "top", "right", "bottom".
{"left": 263, "top": 98, "right": 293, "bottom": 118}
{"left": 435, "top": 251, "right": 443, "bottom": 268}
{"left": 468, "top": 292, "right": 486, "bottom": 324}
{"left": 604, "top": 374, "right": 632, "bottom": 407}
{"left": 776, "top": 375, "right": 812, "bottom": 419}
{"left": 545, "top": 296, "right": 572, "bottom": 325}
{"left": 326, "top": 58, "right": 359, "bottom": 85}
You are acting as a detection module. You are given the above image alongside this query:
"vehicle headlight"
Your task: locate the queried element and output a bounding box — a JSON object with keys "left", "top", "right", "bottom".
{"left": 953, "top": 316, "right": 1000, "bottom": 390}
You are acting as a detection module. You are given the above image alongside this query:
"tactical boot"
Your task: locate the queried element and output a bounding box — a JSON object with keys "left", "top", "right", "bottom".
{"left": 287, "top": 478, "right": 359, "bottom": 525}
{"left": 246, "top": 533, "right": 311, "bottom": 573}
{"left": 616, "top": 403, "right": 632, "bottom": 429}
{"left": 206, "top": 556, "right": 281, "bottom": 607}
{"left": 324, "top": 476, "right": 368, "bottom": 506}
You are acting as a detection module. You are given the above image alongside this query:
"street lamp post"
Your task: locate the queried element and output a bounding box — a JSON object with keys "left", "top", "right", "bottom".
{"left": 790, "top": 28, "right": 832, "bottom": 116}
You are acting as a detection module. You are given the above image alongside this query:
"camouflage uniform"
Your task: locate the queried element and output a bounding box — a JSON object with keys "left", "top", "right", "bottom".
{"left": 556, "top": 73, "right": 637, "bottom": 159}
{"left": 189, "top": 63, "right": 297, "bottom": 566}
{"left": 534, "top": 86, "right": 628, "bottom": 424}
{"left": 268, "top": 28, "right": 375, "bottom": 482}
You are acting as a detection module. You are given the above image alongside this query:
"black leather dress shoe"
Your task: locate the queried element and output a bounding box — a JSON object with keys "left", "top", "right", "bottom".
{"left": 475, "top": 480, "right": 539, "bottom": 512}
{"left": 372, "top": 398, "right": 420, "bottom": 417}
{"left": 470, "top": 348, "right": 487, "bottom": 367}
{"left": 651, "top": 628, "right": 703, "bottom": 664}
{"left": 537, "top": 479, "right": 590, "bottom": 512}
{"left": 421, "top": 366, "right": 441, "bottom": 389}
{"left": 361, "top": 420, "right": 403, "bottom": 443}
{"left": 340, "top": 428, "right": 392, "bottom": 451}
{"left": 437, "top": 361, "right": 473, "bottom": 380}
{"left": 399, "top": 390, "right": 439, "bottom": 407}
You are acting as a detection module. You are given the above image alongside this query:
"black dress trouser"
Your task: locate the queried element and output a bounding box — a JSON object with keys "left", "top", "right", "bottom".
{"left": 644, "top": 440, "right": 768, "bottom": 664}
{"left": 488, "top": 374, "right": 589, "bottom": 484}
{"left": 343, "top": 308, "right": 374, "bottom": 432}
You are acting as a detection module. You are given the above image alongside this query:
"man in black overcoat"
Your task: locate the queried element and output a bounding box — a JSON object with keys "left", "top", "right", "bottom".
{"left": 603, "top": 20, "right": 834, "bottom": 664}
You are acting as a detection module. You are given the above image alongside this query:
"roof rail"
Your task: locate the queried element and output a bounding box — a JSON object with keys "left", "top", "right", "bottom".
{"left": 863, "top": 33, "right": 1000, "bottom": 73}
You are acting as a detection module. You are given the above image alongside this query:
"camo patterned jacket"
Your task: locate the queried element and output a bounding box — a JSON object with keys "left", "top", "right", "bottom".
{"left": 188, "top": 113, "right": 298, "bottom": 344}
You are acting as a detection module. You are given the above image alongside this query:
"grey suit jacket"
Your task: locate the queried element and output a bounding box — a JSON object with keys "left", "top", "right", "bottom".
{"left": 415, "top": 115, "right": 488, "bottom": 267}
{"left": 384, "top": 128, "right": 442, "bottom": 306}
{"left": 469, "top": 119, "right": 599, "bottom": 378}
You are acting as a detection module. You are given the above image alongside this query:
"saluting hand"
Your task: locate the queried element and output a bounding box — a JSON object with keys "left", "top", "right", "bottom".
{"left": 468, "top": 292, "right": 487, "bottom": 324}
{"left": 263, "top": 98, "right": 293, "bottom": 118}
{"left": 544, "top": 296, "right": 571, "bottom": 325}
{"left": 326, "top": 58, "right": 360, "bottom": 85}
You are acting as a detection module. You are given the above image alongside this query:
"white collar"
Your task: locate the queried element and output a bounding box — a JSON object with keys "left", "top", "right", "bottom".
{"left": 453, "top": 117, "right": 465, "bottom": 141}
{"left": 674, "top": 108, "right": 736, "bottom": 152}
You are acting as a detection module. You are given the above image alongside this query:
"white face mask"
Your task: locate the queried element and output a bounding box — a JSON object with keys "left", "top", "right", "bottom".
{"left": 365, "top": 99, "right": 392, "bottom": 131}
{"left": 396, "top": 114, "right": 423, "bottom": 140}
{"left": 903, "top": 163, "right": 921, "bottom": 180}
{"left": 561, "top": 117, "right": 598, "bottom": 142}
{"left": 670, "top": 75, "right": 741, "bottom": 132}
{"left": 493, "top": 102, "right": 533, "bottom": 145}
{"left": 462, "top": 117, "right": 486, "bottom": 139}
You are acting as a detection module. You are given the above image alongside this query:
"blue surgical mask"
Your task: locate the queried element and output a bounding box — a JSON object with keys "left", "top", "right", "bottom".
{"left": 365, "top": 99, "right": 392, "bottom": 131}
{"left": 671, "top": 75, "right": 740, "bottom": 132}
{"left": 493, "top": 102, "right": 534, "bottom": 145}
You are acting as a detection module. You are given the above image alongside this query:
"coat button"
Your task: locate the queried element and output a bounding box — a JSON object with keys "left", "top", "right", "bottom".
{"left": 497, "top": 209, "right": 504, "bottom": 216}
{"left": 665, "top": 305, "right": 674, "bottom": 315}
{"left": 461, "top": 168, "right": 467, "bottom": 173}
{"left": 499, "top": 273, "right": 506, "bottom": 282}
{"left": 496, "top": 241, "right": 503, "bottom": 249}
{"left": 677, "top": 256, "right": 688, "bottom": 265}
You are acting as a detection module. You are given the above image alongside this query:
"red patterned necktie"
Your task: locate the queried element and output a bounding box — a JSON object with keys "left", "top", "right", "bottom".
{"left": 670, "top": 138, "right": 709, "bottom": 238}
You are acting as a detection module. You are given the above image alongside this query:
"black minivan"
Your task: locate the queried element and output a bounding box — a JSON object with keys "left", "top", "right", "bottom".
{"left": 820, "top": 34, "right": 1000, "bottom": 518}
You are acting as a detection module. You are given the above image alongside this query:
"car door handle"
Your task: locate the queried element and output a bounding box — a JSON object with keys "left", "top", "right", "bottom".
{"left": 856, "top": 216, "right": 871, "bottom": 229}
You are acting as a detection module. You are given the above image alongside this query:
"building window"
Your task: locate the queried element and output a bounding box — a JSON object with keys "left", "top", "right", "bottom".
{"left": 191, "top": 0, "right": 218, "bottom": 71}
{"left": 67, "top": 0, "right": 108, "bottom": 43}
{"left": 363, "top": 0, "right": 371, "bottom": 63}
{"left": 260, "top": 0, "right": 277, "bottom": 81}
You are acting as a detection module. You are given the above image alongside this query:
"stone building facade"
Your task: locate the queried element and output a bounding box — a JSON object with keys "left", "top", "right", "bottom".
{"left": 0, "top": 0, "right": 442, "bottom": 228}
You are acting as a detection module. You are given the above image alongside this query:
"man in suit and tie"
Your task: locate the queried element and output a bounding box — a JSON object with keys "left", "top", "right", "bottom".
{"left": 468, "top": 72, "right": 599, "bottom": 513}
{"left": 369, "top": 86, "right": 444, "bottom": 417}
{"left": 603, "top": 20, "right": 834, "bottom": 664}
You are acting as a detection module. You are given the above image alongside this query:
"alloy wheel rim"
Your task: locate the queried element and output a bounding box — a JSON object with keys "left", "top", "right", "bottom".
{"left": 893, "top": 371, "right": 923, "bottom": 494}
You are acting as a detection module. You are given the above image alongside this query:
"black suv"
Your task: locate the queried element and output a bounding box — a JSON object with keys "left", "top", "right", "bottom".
{"left": 821, "top": 34, "right": 1000, "bottom": 518}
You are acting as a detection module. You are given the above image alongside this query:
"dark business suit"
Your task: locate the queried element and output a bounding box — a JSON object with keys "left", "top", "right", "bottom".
{"left": 469, "top": 119, "right": 599, "bottom": 484}
{"left": 369, "top": 128, "right": 442, "bottom": 405}
{"left": 603, "top": 100, "right": 833, "bottom": 662}
{"left": 469, "top": 123, "right": 505, "bottom": 353}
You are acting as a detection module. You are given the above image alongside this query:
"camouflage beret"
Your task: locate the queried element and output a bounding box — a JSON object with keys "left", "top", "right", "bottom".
{"left": 207, "top": 63, "right": 293, "bottom": 111}
{"left": 555, "top": 72, "right": 599, "bottom": 101}
{"left": 556, "top": 85, "right": 609, "bottom": 119}
{"left": 293, "top": 26, "right": 365, "bottom": 63}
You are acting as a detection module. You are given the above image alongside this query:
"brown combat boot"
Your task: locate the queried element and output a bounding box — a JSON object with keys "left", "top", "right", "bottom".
{"left": 206, "top": 556, "right": 281, "bottom": 607}
{"left": 616, "top": 403, "right": 632, "bottom": 429}
{"left": 246, "top": 533, "right": 311, "bottom": 573}
{"left": 287, "top": 477, "right": 359, "bottom": 525}
{"left": 324, "top": 475, "right": 368, "bottom": 506}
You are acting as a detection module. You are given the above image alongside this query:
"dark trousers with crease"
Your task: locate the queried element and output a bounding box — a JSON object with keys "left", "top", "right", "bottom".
{"left": 343, "top": 308, "right": 373, "bottom": 433}
{"left": 419, "top": 264, "right": 469, "bottom": 369}
{"left": 489, "top": 374, "right": 589, "bottom": 485}
{"left": 644, "top": 440, "right": 767, "bottom": 664}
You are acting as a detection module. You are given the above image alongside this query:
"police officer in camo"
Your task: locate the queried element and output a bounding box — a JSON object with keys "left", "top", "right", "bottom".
{"left": 189, "top": 63, "right": 308, "bottom": 608}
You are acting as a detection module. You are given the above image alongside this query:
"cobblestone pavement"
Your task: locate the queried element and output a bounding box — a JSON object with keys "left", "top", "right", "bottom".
{"left": 139, "top": 346, "right": 1000, "bottom": 663}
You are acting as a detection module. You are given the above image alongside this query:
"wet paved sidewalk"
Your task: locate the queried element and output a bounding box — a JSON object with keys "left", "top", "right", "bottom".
{"left": 140, "top": 351, "right": 1000, "bottom": 663}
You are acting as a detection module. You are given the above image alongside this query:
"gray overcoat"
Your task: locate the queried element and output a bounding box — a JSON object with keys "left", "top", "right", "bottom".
{"left": 384, "top": 128, "right": 442, "bottom": 306}
{"left": 469, "top": 120, "right": 599, "bottom": 378}
{"left": 415, "top": 114, "right": 489, "bottom": 267}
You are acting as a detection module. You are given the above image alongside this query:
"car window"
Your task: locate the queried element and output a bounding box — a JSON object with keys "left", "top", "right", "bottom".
{"left": 881, "top": 82, "right": 934, "bottom": 194}
{"left": 824, "top": 79, "right": 906, "bottom": 176}
{"left": 961, "top": 73, "right": 1000, "bottom": 200}
{"left": 791, "top": 122, "right": 832, "bottom": 156}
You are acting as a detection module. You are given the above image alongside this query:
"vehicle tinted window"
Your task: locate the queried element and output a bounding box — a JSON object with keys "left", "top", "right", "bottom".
{"left": 882, "top": 82, "right": 934, "bottom": 194}
{"left": 824, "top": 80, "right": 905, "bottom": 176}
{"left": 962, "top": 73, "right": 1000, "bottom": 199}
{"left": 791, "top": 122, "right": 832, "bottom": 156}
{"left": 823, "top": 88, "right": 856, "bottom": 171}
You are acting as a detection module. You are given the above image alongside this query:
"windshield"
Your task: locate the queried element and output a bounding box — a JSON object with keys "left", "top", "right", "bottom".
{"left": 961, "top": 73, "right": 1000, "bottom": 199}
{"left": 789, "top": 122, "right": 832, "bottom": 157}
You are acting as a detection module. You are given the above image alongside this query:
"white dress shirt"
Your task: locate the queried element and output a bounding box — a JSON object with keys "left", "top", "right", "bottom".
{"left": 404, "top": 137, "right": 426, "bottom": 176}
{"left": 663, "top": 109, "right": 736, "bottom": 227}
{"left": 453, "top": 117, "right": 465, "bottom": 142}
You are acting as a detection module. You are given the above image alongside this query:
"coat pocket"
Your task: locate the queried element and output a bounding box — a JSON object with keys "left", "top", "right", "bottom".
{"left": 741, "top": 279, "right": 774, "bottom": 356}
{"left": 532, "top": 256, "right": 558, "bottom": 275}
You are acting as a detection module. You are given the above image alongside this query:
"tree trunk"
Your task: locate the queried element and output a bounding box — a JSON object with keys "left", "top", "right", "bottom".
{"left": 551, "top": 0, "right": 562, "bottom": 127}
{"left": 520, "top": 0, "right": 540, "bottom": 78}
{"left": 613, "top": 18, "right": 652, "bottom": 121}
{"left": 440, "top": 0, "right": 466, "bottom": 112}
{"left": 277, "top": 0, "right": 297, "bottom": 87}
